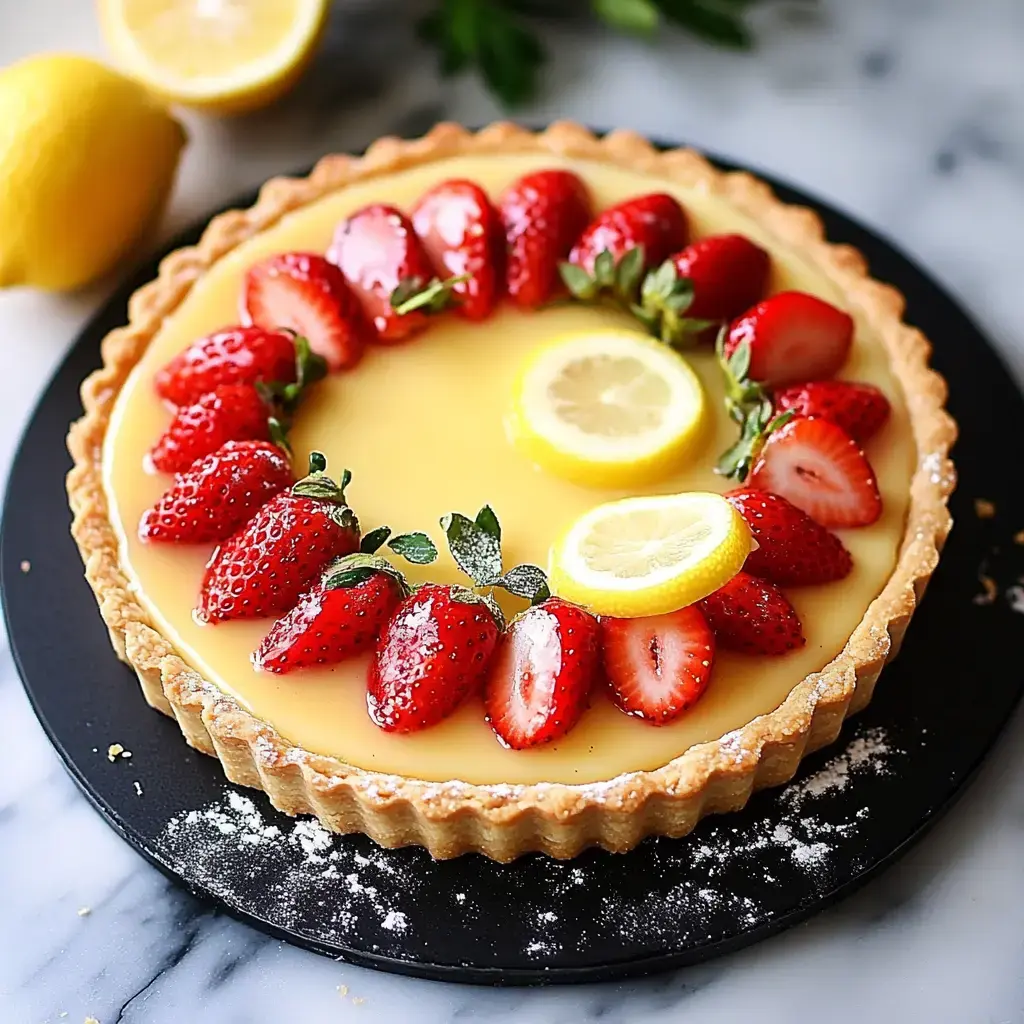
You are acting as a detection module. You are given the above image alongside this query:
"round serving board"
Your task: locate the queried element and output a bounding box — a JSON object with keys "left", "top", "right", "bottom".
{"left": 4, "top": 145, "right": 1024, "bottom": 985}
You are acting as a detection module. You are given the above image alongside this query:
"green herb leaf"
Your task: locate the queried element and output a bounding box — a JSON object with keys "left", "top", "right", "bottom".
{"left": 322, "top": 552, "right": 409, "bottom": 596}
{"left": 323, "top": 566, "right": 379, "bottom": 590}
{"left": 292, "top": 334, "right": 328, "bottom": 397}
{"left": 391, "top": 273, "right": 470, "bottom": 316}
{"left": 593, "top": 249, "right": 616, "bottom": 289}
{"left": 448, "top": 584, "right": 506, "bottom": 629}
{"left": 559, "top": 261, "right": 598, "bottom": 301}
{"left": 713, "top": 335, "right": 793, "bottom": 480}
{"left": 440, "top": 510, "right": 503, "bottom": 585}
{"left": 496, "top": 563, "right": 550, "bottom": 603}
{"left": 615, "top": 244, "right": 646, "bottom": 300}
{"left": 292, "top": 453, "right": 353, "bottom": 506}
{"left": 359, "top": 526, "right": 392, "bottom": 554}
{"left": 561, "top": 244, "right": 649, "bottom": 310}
{"left": 267, "top": 417, "right": 291, "bottom": 454}
{"left": 475, "top": 505, "right": 501, "bottom": 542}
{"left": 388, "top": 532, "right": 439, "bottom": 565}
{"left": 418, "top": 0, "right": 545, "bottom": 108}
{"left": 593, "top": 0, "right": 660, "bottom": 35}
{"left": 656, "top": 0, "right": 753, "bottom": 48}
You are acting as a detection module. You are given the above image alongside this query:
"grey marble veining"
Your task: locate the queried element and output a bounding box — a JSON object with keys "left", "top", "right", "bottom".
{"left": 2, "top": 0, "right": 1024, "bottom": 1020}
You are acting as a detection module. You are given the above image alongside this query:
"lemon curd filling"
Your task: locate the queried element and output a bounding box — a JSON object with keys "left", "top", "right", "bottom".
{"left": 102, "top": 152, "right": 916, "bottom": 786}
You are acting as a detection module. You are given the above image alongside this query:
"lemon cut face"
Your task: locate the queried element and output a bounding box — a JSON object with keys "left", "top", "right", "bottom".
{"left": 508, "top": 329, "right": 708, "bottom": 488}
{"left": 99, "top": 0, "right": 328, "bottom": 113}
{"left": 549, "top": 492, "right": 753, "bottom": 618}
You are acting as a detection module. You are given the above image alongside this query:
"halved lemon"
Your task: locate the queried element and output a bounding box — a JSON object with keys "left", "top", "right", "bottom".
{"left": 507, "top": 328, "right": 708, "bottom": 488}
{"left": 98, "top": 0, "right": 328, "bottom": 114}
{"left": 548, "top": 492, "right": 753, "bottom": 617}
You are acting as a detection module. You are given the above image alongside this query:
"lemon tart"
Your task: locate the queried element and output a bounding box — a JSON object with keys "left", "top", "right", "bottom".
{"left": 67, "top": 122, "right": 955, "bottom": 861}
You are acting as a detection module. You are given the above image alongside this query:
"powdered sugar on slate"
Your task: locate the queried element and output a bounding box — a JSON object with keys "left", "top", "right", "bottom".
{"left": 158, "top": 724, "right": 903, "bottom": 958}
{"left": 539, "top": 724, "right": 903, "bottom": 948}
{"left": 160, "top": 790, "right": 418, "bottom": 947}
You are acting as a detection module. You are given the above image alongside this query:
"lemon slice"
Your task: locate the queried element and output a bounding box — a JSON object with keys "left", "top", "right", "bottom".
{"left": 548, "top": 492, "right": 753, "bottom": 617}
{"left": 507, "top": 329, "right": 707, "bottom": 487}
{"left": 98, "top": 0, "right": 328, "bottom": 114}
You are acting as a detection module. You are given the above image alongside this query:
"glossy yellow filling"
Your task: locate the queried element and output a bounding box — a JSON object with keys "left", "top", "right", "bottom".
{"left": 102, "top": 153, "right": 915, "bottom": 785}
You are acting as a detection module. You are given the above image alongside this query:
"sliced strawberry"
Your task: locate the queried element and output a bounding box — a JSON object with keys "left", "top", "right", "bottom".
{"left": 197, "top": 452, "right": 360, "bottom": 623}
{"left": 484, "top": 598, "right": 599, "bottom": 749}
{"left": 148, "top": 383, "right": 271, "bottom": 474}
{"left": 242, "top": 252, "right": 369, "bottom": 371}
{"left": 568, "top": 193, "right": 688, "bottom": 274}
{"left": 725, "top": 488, "right": 852, "bottom": 585}
{"left": 725, "top": 291, "right": 854, "bottom": 387}
{"left": 140, "top": 440, "right": 294, "bottom": 544}
{"left": 600, "top": 606, "right": 715, "bottom": 725}
{"left": 499, "top": 169, "right": 592, "bottom": 308}
{"left": 699, "top": 571, "right": 805, "bottom": 656}
{"left": 773, "top": 380, "right": 891, "bottom": 442}
{"left": 253, "top": 557, "right": 406, "bottom": 673}
{"left": 367, "top": 584, "right": 500, "bottom": 732}
{"left": 671, "top": 234, "right": 770, "bottom": 322}
{"left": 328, "top": 204, "right": 443, "bottom": 343}
{"left": 154, "top": 326, "right": 297, "bottom": 407}
{"left": 411, "top": 179, "right": 503, "bottom": 321}
{"left": 750, "top": 416, "right": 882, "bottom": 528}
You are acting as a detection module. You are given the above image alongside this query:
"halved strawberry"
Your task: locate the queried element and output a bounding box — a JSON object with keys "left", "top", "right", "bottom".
{"left": 328, "top": 204, "right": 448, "bottom": 343}
{"left": 671, "top": 234, "right": 770, "bottom": 322}
{"left": 773, "top": 380, "right": 891, "bottom": 442}
{"left": 499, "top": 169, "right": 592, "bottom": 308}
{"left": 140, "top": 440, "right": 294, "bottom": 544}
{"left": 724, "top": 291, "right": 854, "bottom": 387}
{"left": 725, "top": 488, "right": 852, "bottom": 586}
{"left": 197, "top": 452, "right": 360, "bottom": 623}
{"left": 750, "top": 416, "right": 882, "bottom": 528}
{"left": 367, "top": 584, "right": 500, "bottom": 732}
{"left": 568, "top": 193, "right": 688, "bottom": 275}
{"left": 600, "top": 607, "right": 715, "bottom": 725}
{"left": 253, "top": 556, "right": 406, "bottom": 673}
{"left": 148, "top": 383, "right": 271, "bottom": 474}
{"left": 253, "top": 529, "right": 438, "bottom": 673}
{"left": 154, "top": 326, "right": 298, "bottom": 407}
{"left": 699, "top": 571, "right": 805, "bottom": 656}
{"left": 242, "top": 252, "right": 370, "bottom": 371}
{"left": 411, "top": 179, "right": 503, "bottom": 321}
{"left": 484, "top": 598, "right": 600, "bottom": 749}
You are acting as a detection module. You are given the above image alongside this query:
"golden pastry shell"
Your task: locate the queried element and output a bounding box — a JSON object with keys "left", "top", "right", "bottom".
{"left": 66, "top": 122, "right": 957, "bottom": 861}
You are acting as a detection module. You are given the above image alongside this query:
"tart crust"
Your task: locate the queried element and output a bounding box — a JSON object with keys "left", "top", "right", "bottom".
{"left": 66, "top": 122, "right": 956, "bottom": 861}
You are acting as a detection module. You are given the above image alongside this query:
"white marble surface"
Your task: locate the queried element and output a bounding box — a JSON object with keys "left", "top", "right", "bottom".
{"left": 2, "top": 1, "right": 1023, "bottom": 1020}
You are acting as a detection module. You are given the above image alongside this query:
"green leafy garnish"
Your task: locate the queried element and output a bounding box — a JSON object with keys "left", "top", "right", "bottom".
{"left": 388, "top": 532, "right": 440, "bottom": 565}
{"left": 323, "top": 553, "right": 408, "bottom": 593}
{"left": 440, "top": 505, "right": 552, "bottom": 606}
{"left": 496, "top": 564, "right": 551, "bottom": 604}
{"left": 441, "top": 508, "right": 503, "bottom": 586}
{"left": 391, "top": 273, "right": 471, "bottom": 316}
{"left": 418, "top": 0, "right": 546, "bottom": 108}
{"left": 561, "top": 247, "right": 716, "bottom": 347}
{"left": 420, "top": 0, "right": 778, "bottom": 107}
{"left": 715, "top": 330, "right": 793, "bottom": 480}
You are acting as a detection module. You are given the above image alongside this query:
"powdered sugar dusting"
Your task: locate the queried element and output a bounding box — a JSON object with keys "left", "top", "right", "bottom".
{"left": 157, "top": 725, "right": 904, "bottom": 960}
{"left": 160, "top": 790, "right": 418, "bottom": 946}
{"left": 536, "top": 725, "right": 904, "bottom": 949}
{"left": 781, "top": 726, "right": 893, "bottom": 808}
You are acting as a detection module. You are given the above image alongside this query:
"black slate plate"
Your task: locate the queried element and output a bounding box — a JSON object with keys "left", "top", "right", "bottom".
{"left": 3, "top": 150, "right": 1024, "bottom": 985}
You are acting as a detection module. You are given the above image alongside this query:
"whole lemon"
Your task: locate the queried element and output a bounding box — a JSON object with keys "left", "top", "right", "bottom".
{"left": 0, "top": 53, "right": 186, "bottom": 291}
